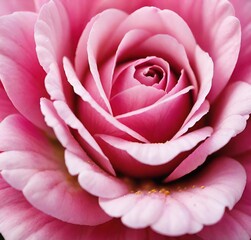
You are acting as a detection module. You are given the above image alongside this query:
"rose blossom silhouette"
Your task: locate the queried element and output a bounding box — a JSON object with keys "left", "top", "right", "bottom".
{"left": 0, "top": 0, "right": 251, "bottom": 239}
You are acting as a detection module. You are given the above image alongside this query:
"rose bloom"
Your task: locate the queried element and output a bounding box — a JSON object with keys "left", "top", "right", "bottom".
{"left": 0, "top": 0, "right": 251, "bottom": 239}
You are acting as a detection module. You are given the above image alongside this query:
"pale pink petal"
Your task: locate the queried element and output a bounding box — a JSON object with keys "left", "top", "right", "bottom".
{"left": 41, "top": 98, "right": 116, "bottom": 177}
{"left": 230, "top": 0, "right": 251, "bottom": 84}
{"left": 98, "top": 126, "right": 212, "bottom": 166}
{"left": 112, "top": 34, "right": 213, "bottom": 137}
{"left": 35, "top": 0, "right": 74, "bottom": 105}
{"left": 44, "top": 62, "right": 65, "bottom": 101}
{"left": 23, "top": 169, "right": 110, "bottom": 225}
{"left": 0, "top": 151, "right": 57, "bottom": 190}
{"left": 211, "top": 82, "right": 251, "bottom": 126}
{"left": 86, "top": 9, "right": 129, "bottom": 113}
{"left": 174, "top": 101, "right": 210, "bottom": 139}
{"left": 220, "top": 119, "right": 251, "bottom": 158}
{"left": 0, "top": 176, "right": 90, "bottom": 240}
{"left": 224, "top": 153, "right": 251, "bottom": 238}
{"left": 0, "top": 115, "right": 110, "bottom": 225}
{"left": 52, "top": 100, "right": 115, "bottom": 175}
{"left": 35, "top": 0, "right": 71, "bottom": 72}
{"left": 0, "top": 0, "right": 35, "bottom": 16}
{"left": 116, "top": 7, "right": 196, "bottom": 58}
{"left": 167, "top": 81, "right": 251, "bottom": 181}
{"left": 180, "top": 0, "right": 240, "bottom": 101}
{"left": 116, "top": 84, "right": 193, "bottom": 143}
{"left": 197, "top": 212, "right": 249, "bottom": 240}
{"left": 115, "top": 33, "right": 197, "bottom": 93}
{"left": 153, "top": 197, "right": 202, "bottom": 236}
{"left": 121, "top": 194, "right": 165, "bottom": 229}
{"left": 34, "top": 0, "right": 49, "bottom": 11}
{"left": 111, "top": 85, "right": 165, "bottom": 116}
{"left": 102, "top": 29, "right": 152, "bottom": 99}
{"left": 40, "top": 98, "right": 84, "bottom": 157}
{"left": 0, "top": 175, "right": 170, "bottom": 240}
{"left": 0, "top": 114, "right": 53, "bottom": 156}
{"left": 65, "top": 150, "right": 129, "bottom": 198}
{"left": 64, "top": 57, "right": 149, "bottom": 143}
{"left": 157, "top": 0, "right": 240, "bottom": 102}
{"left": 207, "top": 16, "right": 241, "bottom": 101}
{"left": 92, "top": 1, "right": 241, "bottom": 101}
{"left": 182, "top": 46, "right": 213, "bottom": 126}
{"left": 0, "top": 12, "right": 48, "bottom": 130}
{"left": 100, "top": 157, "right": 246, "bottom": 237}
{"left": 0, "top": 86, "right": 17, "bottom": 122}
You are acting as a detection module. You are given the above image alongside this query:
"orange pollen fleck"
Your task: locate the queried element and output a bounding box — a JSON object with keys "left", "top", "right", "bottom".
{"left": 135, "top": 190, "right": 142, "bottom": 195}
{"left": 148, "top": 189, "right": 158, "bottom": 194}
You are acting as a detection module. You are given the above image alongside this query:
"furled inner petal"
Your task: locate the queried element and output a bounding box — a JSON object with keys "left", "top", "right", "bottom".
{"left": 100, "top": 157, "right": 246, "bottom": 236}
{"left": 110, "top": 85, "right": 166, "bottom": 116}
{"left": 115, "top": 74, "right": 193, "bottom": 143}
{"left": 64, "top": 57, "right": 149, "bottom": 143}
{"left": 97, "top": 126, "right": 212, "bottom": 178}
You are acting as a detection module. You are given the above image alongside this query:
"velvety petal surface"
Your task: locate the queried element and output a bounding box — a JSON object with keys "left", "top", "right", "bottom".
{"left": 100, "top": 157, "right": 246, "bottom": 236}
{"left": 0, "top": 0, "right": 35, "bottom": 16}
{"left": 229, "top": 0, "right": 251, "bottom": 84}
{"left": 166, "top": 81, "right": 251, "bottom": 181}
{"left": 95, "top": 0, "right": 240, "bottom": 102}
{"left": 0, "top": 12, "right": 47, "bottom": 130}
{"left": 0, "top": 114, "right": 110, "bottom": 225}
{"left": 196, "top": 154, "right": 251, "bottom": 240}
{"left": 64, "top": 58, "right": 149, "bottom": 143}
{"left": 41, "top": 97, "right": 115, "bottom": 175}
{"left": 98, "top": 126, "right": 212, "bottom": 167}
{"left": 0, "top": 85, "right": 17, "bottom": 122}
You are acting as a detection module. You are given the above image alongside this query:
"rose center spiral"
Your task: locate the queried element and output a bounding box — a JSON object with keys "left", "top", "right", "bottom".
{"left": 134, "top": 64, "right": 164, "bottom": 86}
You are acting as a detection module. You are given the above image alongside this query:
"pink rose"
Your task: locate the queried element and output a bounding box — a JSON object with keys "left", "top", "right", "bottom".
{"left": 0, "top": 0, "right": 251, "bottom": 239}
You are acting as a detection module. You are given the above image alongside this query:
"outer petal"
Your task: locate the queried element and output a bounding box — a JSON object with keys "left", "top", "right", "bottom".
{"left": 220, "top": 120, "right": 251, "bottom": 157}
{"left": 0, "top": 115, "right": 110, "bottom": 225}
{"left": 0, "top": 85, "right": 17, "bottom": 122}
{"left": 0, "top": 12, "right": 48, "bottom": 130}
{"left": 230, "top": 0, "right": 251, "bottom": 84}
{"left": 0, "top": 176, "right": 178, "bottom": 240}
{"left": 98, "top": 126, "right": 212, "bottom": 166}
{"left": 35, "top": 0, "right": 71, "bottom": 72}
{"left": 0, "top": 114, "right": 53, "bottom": 156}
{"left": 166, "top": 81, "right": 251, "bottom": 181}
{"left": 96, "top": 0, "right": 241, "bottom": 102}
{"left": 100, "top": 157, "right": 246, "bottom": 237}
{"left": 65, "top": 150, "right": 129, "bottom": 198}
{"left": 0, "top": 0, "right": 35, "bottom": 16}
{"left": 41, "top": 99, "right": 115, "bottom": 175}
{"left": 197, "top": 153, "right": 251, "bottom": 240}
{"left": 197, "top": 212, "right": 249, "bottom": 240}
{"left": 179, "top": 0, "right": 241, "bottom": 101}
{"left": 35, "top": 0, "right": 74, "bottom": 105}
{"left": 0, "top": 176, "right": 85, "bottom": 240}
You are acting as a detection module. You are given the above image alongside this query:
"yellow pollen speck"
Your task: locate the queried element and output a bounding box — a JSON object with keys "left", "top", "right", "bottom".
{"left": 148, "top": 189, "right": 158, "bottom": 194}
{"left": 159, "top": 188, "right": 170, "bottom": 195}
{"left": 192, "top": 185, "right": 196, "bottom": 189}
{"left": 200, "top": 185, "right": 205, "bottom": 189}
{"left": 135, "top": 190, "right": 142, "bottom": 195}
